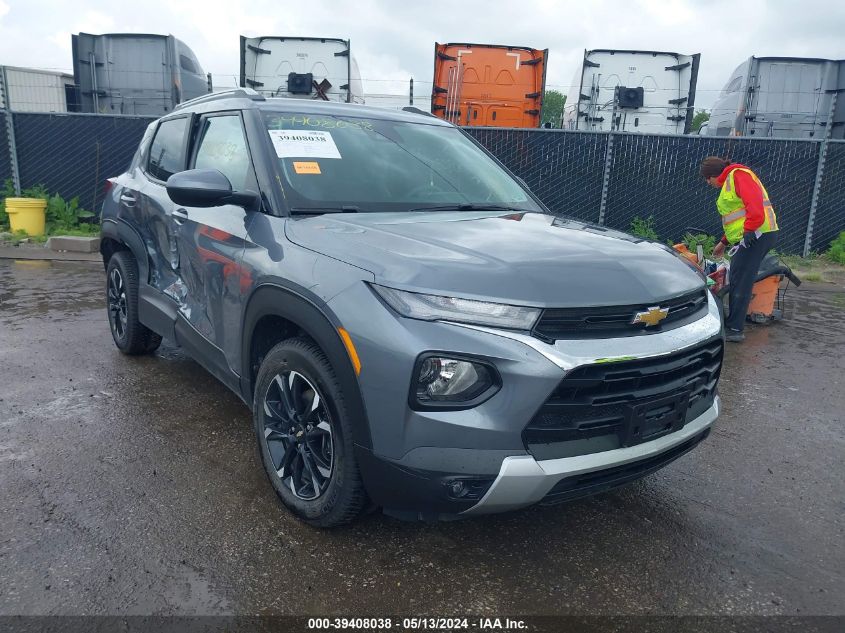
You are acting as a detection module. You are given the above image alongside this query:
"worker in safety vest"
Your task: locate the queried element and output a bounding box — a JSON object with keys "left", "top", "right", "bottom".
{"left": 700, "top": 157, "right": 779, "bottom": 343}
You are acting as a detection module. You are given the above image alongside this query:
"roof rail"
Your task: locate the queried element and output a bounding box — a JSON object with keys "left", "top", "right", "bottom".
{"left": 174, "top": 88, "right": 266, "bottom": 110}
{"left": 402, "top": 106, "right": 436, "bottom": 118}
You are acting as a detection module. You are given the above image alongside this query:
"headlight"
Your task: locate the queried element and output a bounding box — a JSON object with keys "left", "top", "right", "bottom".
{"left": 411, "top": 354, "right": 500, "bottom": 410}
{"left": 371, "top": 284, "right": 540, "bottom": 330}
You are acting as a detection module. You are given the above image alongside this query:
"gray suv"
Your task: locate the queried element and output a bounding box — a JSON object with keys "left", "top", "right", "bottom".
{"left": 100, "top": 89, "right": 723, "bottom": 527}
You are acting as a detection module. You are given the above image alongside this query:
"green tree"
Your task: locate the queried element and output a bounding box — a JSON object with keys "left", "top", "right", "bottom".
{"left": 691, "top": 109, "right": 710, "bottom": 133}
{"left": 541, "top": 90, "right": 566, "bottom": 128}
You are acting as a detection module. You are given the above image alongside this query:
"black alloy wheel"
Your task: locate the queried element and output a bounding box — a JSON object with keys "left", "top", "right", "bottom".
{"left": 253, "top": 337, "right": 366, "bottom": 527}
{"left": 261, "top": 370, "right": 335, "bottom": 500}
{"left": 107, "top": 266, "right": 128, "bottom": 341}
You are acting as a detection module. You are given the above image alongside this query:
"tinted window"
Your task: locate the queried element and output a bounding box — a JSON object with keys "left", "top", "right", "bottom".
{"left": 193, "top": 114, "right": 254, "bottom": 191}
{"left": 179, "top": 54, "right": 197, "bottom": 74}
{"left": 147, "top": 117, "right": 189, "bottom": 181}
{"left": 262, "top": 112, "right": 540, "bottom": 213}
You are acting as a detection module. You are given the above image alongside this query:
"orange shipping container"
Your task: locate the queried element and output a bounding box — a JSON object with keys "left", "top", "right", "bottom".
{"left": 430, "top": 42, "right": 548, "bottom": 128}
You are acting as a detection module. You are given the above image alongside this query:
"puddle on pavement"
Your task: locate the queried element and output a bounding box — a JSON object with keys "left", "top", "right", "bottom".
{"left": 0, "top": 259, "right": 104, "bottom": 326}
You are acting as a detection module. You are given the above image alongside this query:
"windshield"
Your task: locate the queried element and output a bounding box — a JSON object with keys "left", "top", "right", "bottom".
{"left": 262, "top": 112, "right": 542, "bottom": 213}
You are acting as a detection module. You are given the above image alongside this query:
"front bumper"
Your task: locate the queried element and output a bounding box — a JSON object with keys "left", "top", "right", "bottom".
{"left": 463, "top": 395, "right": 720, "bottom": 515}
{"left": 328, "top": 283, "right": 724, "bottom": 517}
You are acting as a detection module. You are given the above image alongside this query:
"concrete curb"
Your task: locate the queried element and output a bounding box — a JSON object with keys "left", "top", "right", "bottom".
{"left": 0, "top": 246, "right": 101, "bottom": 262}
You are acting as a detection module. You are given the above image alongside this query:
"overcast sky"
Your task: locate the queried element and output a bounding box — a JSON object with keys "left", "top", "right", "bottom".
{"left": 1, "top": 0, "right": 844, "bottom": 110}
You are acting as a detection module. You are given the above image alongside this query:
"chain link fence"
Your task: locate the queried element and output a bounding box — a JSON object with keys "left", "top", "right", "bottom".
{"left": 603, "top": 134, "right": 822, "bottom": 255}
{"left": 0, "top": 110, "right": 12, "bottom": 187}
{"left": 468, "top": 128, "right": 845, "bottom": 255}
{"left": 2, "top": 112, "right": 154, "bottom": 212}
{"left": 1, "top": 108, "right": 843, "bottom": 255}
{"left": 467, "top": 128, "right": 608, "bottom": 224}
{"left": 812, "top": 141, "right": 845, "bottom": 253}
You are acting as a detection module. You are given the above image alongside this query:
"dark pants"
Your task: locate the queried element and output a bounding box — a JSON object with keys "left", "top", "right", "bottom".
{"left": 726, "top": 231, "right": 778, "bottom": 332}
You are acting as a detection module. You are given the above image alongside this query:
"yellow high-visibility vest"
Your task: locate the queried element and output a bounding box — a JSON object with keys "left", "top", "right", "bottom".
{"left": 716, "top": 168, "right": 779, "bottom": 245}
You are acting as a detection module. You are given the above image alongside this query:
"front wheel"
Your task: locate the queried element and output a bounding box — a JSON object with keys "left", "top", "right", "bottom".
{"left": 253, "top": 338, "right": 366, "bottom": 527}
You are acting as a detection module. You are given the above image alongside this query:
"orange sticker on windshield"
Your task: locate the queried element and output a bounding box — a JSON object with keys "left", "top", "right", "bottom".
{"left": 293, "top": 161, "right": 321, "bottom": 174}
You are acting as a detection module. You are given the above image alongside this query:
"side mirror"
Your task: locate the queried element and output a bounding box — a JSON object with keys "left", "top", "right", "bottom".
{"left": 166, "top": 169, "right": 259, "bottom": 210}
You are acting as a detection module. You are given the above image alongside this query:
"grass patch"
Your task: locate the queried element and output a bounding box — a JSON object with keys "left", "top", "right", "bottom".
{"left": 779, "top": 253, "right": 817, "bottom": 269}
{"left": 777, "top": 247, "right": 845, "bottom": 284}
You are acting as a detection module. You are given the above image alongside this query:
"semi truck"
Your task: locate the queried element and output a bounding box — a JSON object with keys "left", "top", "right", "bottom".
{"left": 563, "top": 49, "right": 700, "bottom": 134}
{"left": 430, "top": 42, "right": 548, "bottom": 128}
{"left": 72, "top": 33, "right": 212, "bottom": 116}
{"left": 239, "top": 36, "right": 364, "bottom": 104}
{"left": 704, "top": 56, "right": 845, "bottom": 138}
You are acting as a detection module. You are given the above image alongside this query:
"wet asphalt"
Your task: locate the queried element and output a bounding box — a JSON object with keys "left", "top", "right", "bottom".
{"left": 0, "top": 258, "right": 842, "bottom": 617}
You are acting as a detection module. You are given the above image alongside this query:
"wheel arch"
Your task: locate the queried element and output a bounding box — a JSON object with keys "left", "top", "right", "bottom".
{"left": 241, "top": 282, "right": 372, "bottom": 450}
{"left": 100, "top": 218, "right": 149, "bottom": 282}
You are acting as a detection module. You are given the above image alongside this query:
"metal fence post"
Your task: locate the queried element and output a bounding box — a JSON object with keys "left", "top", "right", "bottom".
{"left": 804, "top": 90, "right": 839, "bottom": 257}
{"left": 0, "top": 66, "right": 22, "bottom": 194}
{"left": 598, "top": 130, "right": 614, "bottom": 225}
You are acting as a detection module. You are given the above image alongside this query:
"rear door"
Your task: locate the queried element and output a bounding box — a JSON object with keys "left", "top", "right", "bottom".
{"left": 175, "top": 111, "right": 257, "bottom": 374}
{"left": 130, "top": 115, "right": 192, "bottom": 297}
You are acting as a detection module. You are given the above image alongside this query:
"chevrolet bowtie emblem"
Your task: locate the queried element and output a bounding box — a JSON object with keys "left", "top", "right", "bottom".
{"left": 632, "top": 306, "right": 669, "bottom": 327}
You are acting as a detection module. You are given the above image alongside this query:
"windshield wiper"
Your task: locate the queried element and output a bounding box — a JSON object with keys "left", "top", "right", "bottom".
{"left": 289, "top": 206, "right": 359, "bottom": 215}
{"left": 406, "top": 204, "right": 530, "bottom": 213}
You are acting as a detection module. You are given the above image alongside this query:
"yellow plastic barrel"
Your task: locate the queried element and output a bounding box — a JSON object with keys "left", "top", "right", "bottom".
{"left": 5, "top": 198, "right": 47, "bottom": 236}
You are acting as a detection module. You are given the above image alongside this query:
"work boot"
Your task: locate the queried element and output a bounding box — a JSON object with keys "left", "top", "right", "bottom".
{"left": 725, "top": 329, "right": 745, "bottom": 343}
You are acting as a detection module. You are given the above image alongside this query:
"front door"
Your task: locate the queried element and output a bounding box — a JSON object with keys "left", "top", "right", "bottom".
{"left": 174, "top": 111, "right": 258, "bottom": 373}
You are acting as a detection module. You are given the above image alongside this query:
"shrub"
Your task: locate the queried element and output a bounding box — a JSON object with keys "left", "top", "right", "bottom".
{"left": 828, "top": 232, "right": 845, "bottom": 265}
{"left": 630, "top": 215, "right": 659, "bottom": 240}
{"left": 682, "top": 232, "right": 717, "bottom": 258}
{"left": 0, "top": 179, "right": 96, "bottom": 236}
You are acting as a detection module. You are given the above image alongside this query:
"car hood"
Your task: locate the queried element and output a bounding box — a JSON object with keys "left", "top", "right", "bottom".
{"left": 285, "top": 211, "right": 704, "bottom": 307}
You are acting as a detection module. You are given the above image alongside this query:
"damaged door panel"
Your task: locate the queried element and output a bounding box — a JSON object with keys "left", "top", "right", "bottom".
{"left": 135, "top": 115, "right": 192, "bottom": 295}
{"left": 175, "top": 112, "right": 256, "bottom": 370}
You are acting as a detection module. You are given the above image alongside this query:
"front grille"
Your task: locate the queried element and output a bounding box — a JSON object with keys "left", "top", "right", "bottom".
{"left": 524, "top": 338, "right": 723, "bottom": 461}
{"left": 539, "top": 429, "right": 710, "bottom": 505}
{"left": 533, "top": 288, "right": 708, "bottom": 340}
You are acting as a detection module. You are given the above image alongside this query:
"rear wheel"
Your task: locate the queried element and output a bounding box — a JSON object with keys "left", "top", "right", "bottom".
{"left": 106, "top": 251, "right": 162, "bottom": 355}
{"left": 254, "top": 338, "right": 365, "bottom": 527}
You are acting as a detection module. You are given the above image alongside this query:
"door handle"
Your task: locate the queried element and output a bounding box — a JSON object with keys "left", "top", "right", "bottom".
{"left": 172, "top": 209, "right": 189, "bottom": 225}
{"left": 119, "top": 192, "right": 136, "bottom": 206}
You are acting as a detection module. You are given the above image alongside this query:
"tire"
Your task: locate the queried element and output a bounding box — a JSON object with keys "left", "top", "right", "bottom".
{"left": 253, "top": 337, "right": 366, "bottom": 527}
{"left": 106, "top": 251, "right": 162, "bottom": 355}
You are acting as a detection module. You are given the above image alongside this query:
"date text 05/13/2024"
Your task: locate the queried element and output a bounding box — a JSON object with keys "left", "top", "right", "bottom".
{"left": 307, "top": 617, "right": 528, "bottom": 630}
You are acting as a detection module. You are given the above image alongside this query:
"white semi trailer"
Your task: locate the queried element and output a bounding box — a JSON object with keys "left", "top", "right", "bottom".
{"left": 563, "top": 49, "right": 701, "bottom": 134}
{"left": 239, "top": 36, "right": 364, "bottom": 104}
{"left": 0, "top": 66, "right": 75, "bottom": 112}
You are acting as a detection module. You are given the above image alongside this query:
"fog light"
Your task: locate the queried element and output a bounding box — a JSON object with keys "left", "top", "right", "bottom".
{"left": 443, "top": 477, "right": 495, "bottom": 501}
{"left": 412, "top": 355, "right": 498, "bottom": 408}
